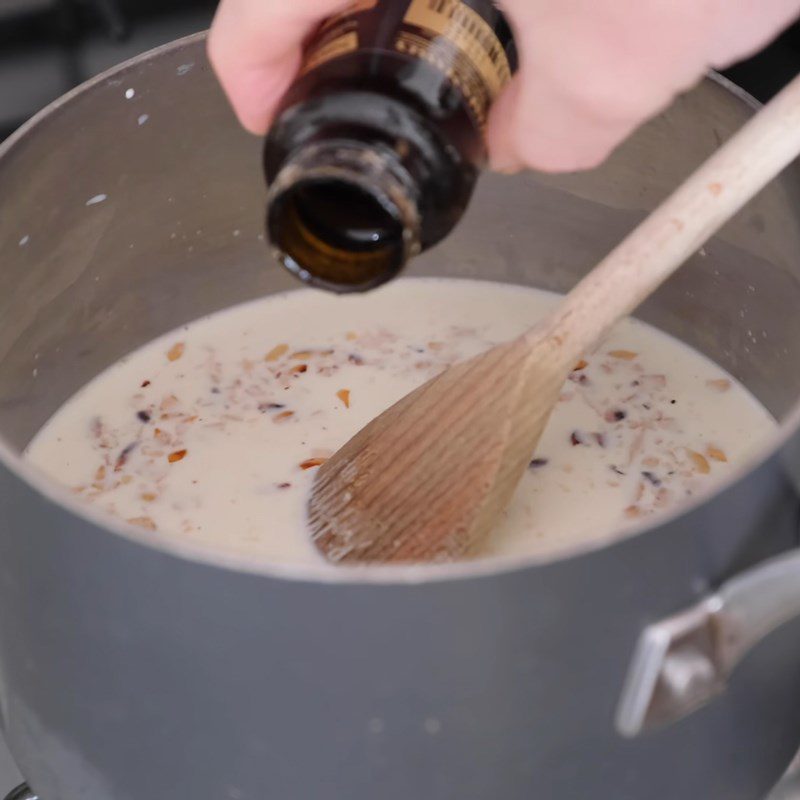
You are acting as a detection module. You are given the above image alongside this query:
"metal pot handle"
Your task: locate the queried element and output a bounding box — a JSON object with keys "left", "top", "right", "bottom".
{"left": 616, "top": 549, "right": 800, "bottom": 737}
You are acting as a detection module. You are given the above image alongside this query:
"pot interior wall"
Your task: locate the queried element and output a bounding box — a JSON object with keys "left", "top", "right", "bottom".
{"left": 1, "top": 39, "right": 800, "bottom": 453}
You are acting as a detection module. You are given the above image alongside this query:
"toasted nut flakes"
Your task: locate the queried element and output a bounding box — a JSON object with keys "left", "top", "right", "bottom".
{"left": 265, "top": 344, "right": 289, "bottom": 362}
{"left": 168, "top": 449, "right": 188, "bottom": 463}
{"left": 609, "top": 350, "right": 638, "bottom": 360}
{"left": 687, "top": 449, "right": 711, "bottom": 474}
{"left": 167, "top": 342, "right": 185, "bottom": 362}
{"left": 128, "top": 516, "right": 156, "bottom": 531}
{"left": 572, "top": 359, "right": 588, "bottom": 371}
{"left": 337, "top": 389, "right": 351, "bottom": 408}
{"left": 706, "top": 378, "right": 731, "bottom": 392}
{"left": 273, "top": 411, "right": 295, "bottom": 423}
{"left": 707, "top": 445, "right": 728, "bottom": 462}
{"left": 300, "top": 458, "right": 327, "bottom": 470}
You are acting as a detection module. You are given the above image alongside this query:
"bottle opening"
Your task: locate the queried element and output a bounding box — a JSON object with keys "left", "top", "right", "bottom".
{"left": 269, "top": 176, "right": 409, "bottom": 293}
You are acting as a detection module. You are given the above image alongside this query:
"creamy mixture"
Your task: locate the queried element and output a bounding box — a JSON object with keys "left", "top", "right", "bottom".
{"left": 26, "top": 278, "right": 775, "bottom": 565}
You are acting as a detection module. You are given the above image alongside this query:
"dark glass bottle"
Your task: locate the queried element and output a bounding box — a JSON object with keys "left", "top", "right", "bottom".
{"left": 264, "top": 0, "right": 517, "bottom": 293}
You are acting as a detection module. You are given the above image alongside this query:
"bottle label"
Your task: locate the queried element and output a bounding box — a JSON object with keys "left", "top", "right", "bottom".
{"left": 300, "top": 0, "right": 514, "bottom": 129}
{"left": 301, "top": 0, "right": 377, "bottom": 74}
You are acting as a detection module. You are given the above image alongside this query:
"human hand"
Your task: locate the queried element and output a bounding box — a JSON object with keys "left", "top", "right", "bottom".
{"left": 208, "top": 0, "right": 800, "bottom": 173}
{"left": 488, "top": 0, "right": 800, "bottom": 172}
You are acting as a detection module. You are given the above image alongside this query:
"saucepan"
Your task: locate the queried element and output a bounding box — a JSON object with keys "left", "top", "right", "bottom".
{"left": 2, "top": 33, "right": 800, "bottom": 800}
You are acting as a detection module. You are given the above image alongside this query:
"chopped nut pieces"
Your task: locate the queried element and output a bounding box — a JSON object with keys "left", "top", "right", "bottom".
{"left": 115, "top": 443, "right": 136, "bottom": 472}
{"left": 259, "top": 402, "right": 286, "bottom": 412}
{"left": 609, "top": 350, "right": 638, "bottom": 360}
{"left": 642, "top": 471, "right": 661, "bottom": 486}
{"left": 168, "top": 449, "right": 188, "bottom": 463}
{"left": 337, "top": 389, "right": 351, "bottom": 408}
{"left": 273, "top": 411, "right": 294, "bottom": 423}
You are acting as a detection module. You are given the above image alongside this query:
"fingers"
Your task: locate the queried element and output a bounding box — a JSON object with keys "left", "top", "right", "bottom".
{"left": 207, "top": 0, "right": 350, "bottom": 134}
{"left": 488, "top": 0, "right": 800, "bottom": 173}
{"left": 207, "top": 0, "right": 800, "bottom": 163}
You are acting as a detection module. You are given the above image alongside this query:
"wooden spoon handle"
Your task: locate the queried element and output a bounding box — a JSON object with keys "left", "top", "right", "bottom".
{"left": 533, "top": 72, "right": 800, "bottom": 363}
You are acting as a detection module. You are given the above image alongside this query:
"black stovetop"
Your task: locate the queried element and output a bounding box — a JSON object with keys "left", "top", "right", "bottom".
{"left": 0, "top": 0, "right": 216, "bottom": 139}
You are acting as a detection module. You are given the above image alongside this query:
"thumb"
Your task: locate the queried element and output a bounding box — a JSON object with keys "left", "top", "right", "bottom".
{"left": 208, "top": 0, "right": 351, "bottom": 134}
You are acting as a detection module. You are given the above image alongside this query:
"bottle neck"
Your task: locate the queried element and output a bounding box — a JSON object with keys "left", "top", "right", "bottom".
{"left": 266, "top": 140, "right": 422, "bottom": 293}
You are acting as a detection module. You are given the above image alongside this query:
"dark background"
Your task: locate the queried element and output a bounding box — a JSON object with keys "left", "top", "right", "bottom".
{"left": 0, "top": 0, "right": 216, "bottom": 140}
{"left": 1, "top": 0, "right": 800, "bottom": 141}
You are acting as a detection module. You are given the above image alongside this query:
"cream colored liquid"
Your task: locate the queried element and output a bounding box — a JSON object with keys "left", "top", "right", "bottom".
{"left": 26, "top": 278, "right": 775, "bottom": 565}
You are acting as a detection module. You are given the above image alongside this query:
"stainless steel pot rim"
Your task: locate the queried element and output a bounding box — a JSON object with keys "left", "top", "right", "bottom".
{"left": 0, "top": 33, "right": 790, "bottom": 586}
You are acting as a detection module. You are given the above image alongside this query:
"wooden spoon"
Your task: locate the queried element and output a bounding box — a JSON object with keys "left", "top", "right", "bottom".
{"left": 309, "top": 73, "right": 800, "bottom": 564}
